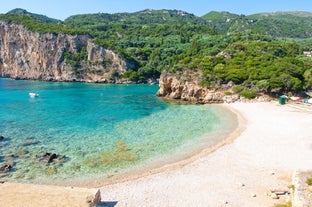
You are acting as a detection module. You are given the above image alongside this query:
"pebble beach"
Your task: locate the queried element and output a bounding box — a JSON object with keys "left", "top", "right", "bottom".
{"left": 1, "top": 102, "right": 312, "bottom": 207}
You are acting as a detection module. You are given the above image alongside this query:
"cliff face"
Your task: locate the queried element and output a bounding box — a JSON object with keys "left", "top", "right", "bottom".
{"left": 156, "top": 73, "right": 230, "bottom": 103}
{"left": 0, "top": 21, "right": 127, "bottom": 82}
{"left": 156, "top": 72, "right": 271, "bottom": 103}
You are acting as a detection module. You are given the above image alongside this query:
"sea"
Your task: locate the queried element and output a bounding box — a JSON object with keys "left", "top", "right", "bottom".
{"left": 0, "top": 78, "right": 237, "bottom": 185}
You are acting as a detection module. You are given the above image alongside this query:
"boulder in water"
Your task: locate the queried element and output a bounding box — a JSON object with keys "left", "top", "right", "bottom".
{"left": 40, "top": 153, "right": 57, "bottom": 163}
{"left": 0, "top": 164, "right": 12, "bottom": 173}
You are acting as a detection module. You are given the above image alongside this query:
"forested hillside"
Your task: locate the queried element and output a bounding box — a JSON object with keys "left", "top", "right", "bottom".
{"left": 7, "top": 8, "right": 61, "bottom": 24}
{"left": 203, "top": 11, "right": 312, "bottom": 38}
{"left": 0, "top": 8, "right": 312, "bottom": 95}
{"left": 64, "top": 9, "right": 216, "bottom": 81}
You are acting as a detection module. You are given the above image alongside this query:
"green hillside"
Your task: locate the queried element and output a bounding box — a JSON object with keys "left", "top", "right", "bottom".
{"left": 64, "top": 9, "right": 216, "bottom": 80}
{"left": 201, "top": 11, "right": 240, "bottom": 33}
{"left": 0, "top": 9, "right": 312, "bottom": 94}
{"left": 202, "top": 11, "right": 312, "bottom": 38}
{"left": 202, "top": 11, "right": 239, "bottom": 20}
{"left": 7, "top": 8, "right": 61, "bottom": 24}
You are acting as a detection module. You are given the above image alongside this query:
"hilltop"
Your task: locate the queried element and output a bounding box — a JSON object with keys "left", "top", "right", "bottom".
{"left": 7, "top": 8, "right": 61, "bottom": 24}
{"left": 202, "top": 10, "right": 312, "bottom": 38}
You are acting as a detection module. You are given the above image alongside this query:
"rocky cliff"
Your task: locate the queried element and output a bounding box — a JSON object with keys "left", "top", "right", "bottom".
{"left": 0, "top": 21, "right": 127, "bottom": 82}
{"left": 156, "top": 72, "right": 271, "bottom": 103}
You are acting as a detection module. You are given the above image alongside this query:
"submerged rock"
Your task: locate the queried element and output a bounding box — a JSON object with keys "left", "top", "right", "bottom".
{"left": 22, "top": 139, "right": 40, "bottom": 146}
{"left": 38, "top": 152, "right": 67, "bottom": 165}
{"left": 0, "top": 136, "right": 4, "bottom": 140}
{"left": 40, "top": 153, "right": 57, "bottom": 163}
{"left": 0, "top": 164, "right": 12, "bottom": 173}
{"left": 4, "top": 154, "right": 16, "bottom": 161}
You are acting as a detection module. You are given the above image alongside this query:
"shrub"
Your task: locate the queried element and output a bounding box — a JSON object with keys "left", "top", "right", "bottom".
{"left": 307, "top": 176, "right": 312, "bottom": 185}
{"left": 224, "top": 91, "right": 232, "bottom": 95}
{"left": 233, "top": 85, "right": 244, "bottom": 93}
{"left": 240, "top": 90, "right": 257, "bottom": 99}
{"left": 111, "top": 70, "right": 120, "bottom": 79}
{"left": 199, "top": 80, "right": 211, "bottom": 87}
{"left": 183, "top": 56, "right": 192, "bottom": 64}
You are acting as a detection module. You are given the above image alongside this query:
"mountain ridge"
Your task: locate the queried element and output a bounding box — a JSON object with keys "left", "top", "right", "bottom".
{"left": 7, "top": 8, "right": 61, "bottom": 24}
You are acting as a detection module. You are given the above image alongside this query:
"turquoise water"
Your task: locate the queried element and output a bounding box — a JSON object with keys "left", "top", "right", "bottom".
{"left": 0, "top": 78, "right": 237, "bottom": 184}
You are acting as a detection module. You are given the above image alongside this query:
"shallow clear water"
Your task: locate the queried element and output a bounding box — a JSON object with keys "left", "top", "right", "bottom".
{"left": 0, "top": 78, "right": 237, "bottom": 184}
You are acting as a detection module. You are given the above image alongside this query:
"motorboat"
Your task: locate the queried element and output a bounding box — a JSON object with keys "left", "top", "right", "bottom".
{"left": 29, "top": 92, "right": 39, "bottom": 98}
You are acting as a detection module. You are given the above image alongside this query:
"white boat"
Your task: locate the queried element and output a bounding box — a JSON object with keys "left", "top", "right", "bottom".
{"left": 29, "top": 93, "right": 39, "bottom": 98}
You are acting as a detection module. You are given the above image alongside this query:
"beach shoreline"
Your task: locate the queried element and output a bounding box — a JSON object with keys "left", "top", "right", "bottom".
{"left": 99, "top": 102, "right": 312, "bottom": 207}
{"left": 65, "top": 103, "right": 245, "bottom": 188}
{"left": 1, "top": 101, "right": 312, "bottom": 206}
{"left": 9, "top": 103, "right": 240, "bottom": 188}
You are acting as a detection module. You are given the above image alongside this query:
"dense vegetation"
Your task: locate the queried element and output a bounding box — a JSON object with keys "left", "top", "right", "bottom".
{"left": 0, "top": 14, "right": 87, "bottom": 35}
{"left": 203, "top": 11, "right": 312, "bottom": 38}
{"left": 64, "top": 9, "right": 216, "bottom": 81}
{"left": 7, "top": 8, "right": 62, "bottom": 24}
{"left": 1, "top": 8, "right": 312, "bottom": 94}
{"left": 175, "top": 36, "right": 312, "bottom": 94}
{"left": 0, "top": 9, "right": 86, "bottom": 34}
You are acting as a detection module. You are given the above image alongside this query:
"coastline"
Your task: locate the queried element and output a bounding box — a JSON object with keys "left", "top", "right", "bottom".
{"left": 1, "top": 101, "right": 312, "bottom": 206}
{"left": 43, "top": 103, "right": 242, "bottom": 188}
{"left": 77, "top": 103, "right": 246, "bottom": 187}
{"left": 99, "top": 102, "right": 312, "bottom": 207}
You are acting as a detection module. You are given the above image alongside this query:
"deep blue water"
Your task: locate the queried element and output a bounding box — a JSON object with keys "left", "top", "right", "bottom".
{"left": 0, "top": 78, "right": 237, "bottom": 184}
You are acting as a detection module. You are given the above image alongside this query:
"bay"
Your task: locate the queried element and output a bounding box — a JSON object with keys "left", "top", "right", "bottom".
{"left": 0, "top": 78, "right": 237, "bottom": 184}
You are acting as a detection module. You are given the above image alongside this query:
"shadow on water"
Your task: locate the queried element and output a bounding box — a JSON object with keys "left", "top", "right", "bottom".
{"left": 97, "top": 201, "right": 118, "bottom": 207}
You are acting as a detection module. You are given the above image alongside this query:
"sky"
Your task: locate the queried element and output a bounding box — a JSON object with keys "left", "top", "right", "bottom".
{"left": 0, "top": 0, "right": 312, "bottom": 20}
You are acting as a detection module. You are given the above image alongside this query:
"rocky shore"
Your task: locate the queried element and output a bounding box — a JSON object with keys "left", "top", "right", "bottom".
{"left": 156, "top": 72, "right": 272, "bottom": 104}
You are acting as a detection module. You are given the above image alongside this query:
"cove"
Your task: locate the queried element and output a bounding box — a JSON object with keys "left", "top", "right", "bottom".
{"left": 0, "top": 78, "right": 237, "bottom": 185}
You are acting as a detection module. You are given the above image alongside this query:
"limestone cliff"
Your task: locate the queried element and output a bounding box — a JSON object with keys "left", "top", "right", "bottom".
{"left": 156, "top": 72, "right": 228, "bottom": 103}
{"left": 156, "top": 72, "right": 271, "bottom": 103}
{"left": 0, "top": 21, "right": 127, "bottom": 82}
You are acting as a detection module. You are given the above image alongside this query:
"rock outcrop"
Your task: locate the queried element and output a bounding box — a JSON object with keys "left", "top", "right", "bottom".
{"left": 0, "top": 21, "right": 127, "bottom": 82}
{"left": 156, "top": 72, "right": 233, "bottom": 103}
{"left": 156, "top": 72, "right": 271, "bottom": 104}
{"left": 292, "top": 171, "right": 312, "bottom": 207}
